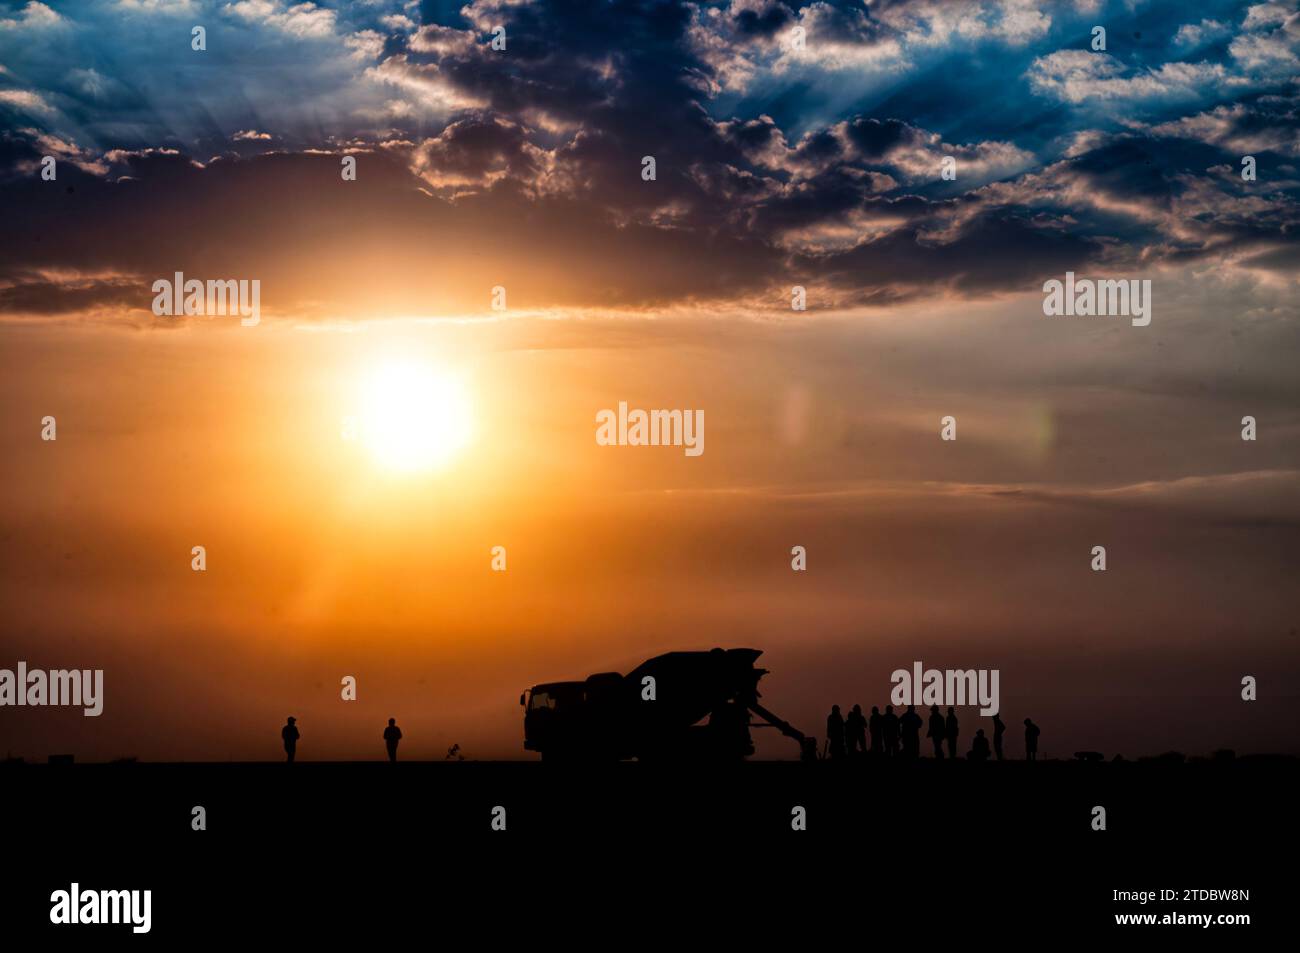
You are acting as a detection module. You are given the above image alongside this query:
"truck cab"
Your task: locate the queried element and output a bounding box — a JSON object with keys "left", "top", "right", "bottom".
{"left": 522, "top": 674, "right": 627, "bottom": 760}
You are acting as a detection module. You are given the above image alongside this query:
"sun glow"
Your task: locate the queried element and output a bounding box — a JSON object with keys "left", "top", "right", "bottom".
{"left": 358, "top": 360, "right": 474, "bottom": 473}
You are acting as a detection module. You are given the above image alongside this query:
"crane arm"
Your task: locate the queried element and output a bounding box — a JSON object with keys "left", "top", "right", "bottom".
{"left": 749, "top": 701, "right": 818, "bottom": 761}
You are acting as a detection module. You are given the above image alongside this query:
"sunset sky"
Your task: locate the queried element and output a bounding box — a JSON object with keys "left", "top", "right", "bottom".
{"left": 1, "top": 0, "right": 1297, "bottom": 761}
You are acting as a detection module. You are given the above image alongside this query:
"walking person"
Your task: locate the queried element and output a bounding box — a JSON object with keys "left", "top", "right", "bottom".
{"left": 383, "top": 718, "right": 402, "bottom": 762}
{"left": 281, "top": 716, "right": 300, "bottom": 763}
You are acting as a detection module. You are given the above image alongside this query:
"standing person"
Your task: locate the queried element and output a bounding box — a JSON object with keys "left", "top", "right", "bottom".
{"left": 383, "top": 718, "right": 402, "bottom": 762}
{"left": 281, "top": 716, "right": 300, "bottom": 763}
{"left": 845, "top": 705, "right": 867, "bottom": 758}
{"left": 992, "top": 714, "right": 1006, "bottom": 761}
{"left": 944, "top": 707, "right": 959, "bottom": 760}
{"left": 1024, "top": 718, "right": 1040, "bottom": 761}
{"left": 900, "top": 705, "right": 923, "bottom": 759}
{"left": 927, "top": 705, "right": 946, "bottom": 759}
{"left": 826, "top": 705, "right": 846, "bottom": 760}
{"left": 868, "top": 706, "right": 883, "bottom": 757}
{"left": 883, "top": 705, "right": 900, "bottom": 758}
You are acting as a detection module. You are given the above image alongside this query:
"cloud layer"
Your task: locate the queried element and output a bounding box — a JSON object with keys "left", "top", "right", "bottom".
{"left": 0, "top": 0, "right": 1296, "bottom": 319}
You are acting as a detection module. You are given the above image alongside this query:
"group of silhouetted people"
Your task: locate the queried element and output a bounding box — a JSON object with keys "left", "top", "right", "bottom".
{"left": 280, "top": 717, "right": 404, "bottom": 763}
{"left": 276, "top": 708, "right": 1041, "bottom": 764}
{"left": 827, "top": 704, "right": 1040, "bottom": 761}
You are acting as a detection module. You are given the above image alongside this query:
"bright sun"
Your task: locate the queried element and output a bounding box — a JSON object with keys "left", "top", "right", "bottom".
{"left": 358, "top": 360, "right": 474, "bottom": 473}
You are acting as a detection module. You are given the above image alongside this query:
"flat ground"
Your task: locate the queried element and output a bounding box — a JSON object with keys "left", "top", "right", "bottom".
{"left": 6, "top": 755, "right": 1294, "bottom": 840}
{"left": 6, "top": 758, "right": 1289, "bottom": 936}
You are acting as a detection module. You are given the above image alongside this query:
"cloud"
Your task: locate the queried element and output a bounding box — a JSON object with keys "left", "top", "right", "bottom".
{"left": 28, "top": 129, "right": 110, "bottom": 174}
{"left": 873, "top": 0, "right": 1051, "bottom": 47}
{"left": 972, "top": 470, "right": 1300, "bottom": 526}
{"left": 1026, "top": 50, "right": 1227, "bottom": 104}
{"left": 0, "top": 88, "right": 54, "bottom": 116}
{"left": 836, "top": 117, "right": 1035, "bottom": 185}
{"left": 379, "top": 13, "right": 415, "bottom": 32}
{"left": 0, "top": 267, "right": 146, "bottom": 317}
{"left": 114, "top": 0, "right": 197, "bottom": 10}
{"left": 345, "top": 29, "right": 385, "bottom": 61}
{"left": 0, "top": 1, "right": 63, "bottom": 30}
{"left": 1173, "top": 18, "right": 1231, "bottom": 50}
{"left": 688, "top": 1, "right": 908, "bottom": 95}
{"left": 223, "top": 1, "right": 338, "bottom": 40}
{"left": 365, "top": 54, "right": 490, "bottom": 114}
{"left": 1140, "top": 102, "right": 1300, "bottom": 157}
{"left": 1229, "top": 29, "right": 1300, "bottom": 71}
{"left": 0, "top": 0, "right": 1294, "bottom": 319}
{"left": 404, "top": 115, "right": 550, "bottom": 193}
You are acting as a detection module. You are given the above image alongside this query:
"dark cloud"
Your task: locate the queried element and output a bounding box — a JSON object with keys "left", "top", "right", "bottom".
{"left": 842, "top": 117, "right": 913, "bottom": 160}
{"left": 732, "top": 1, "right": 795, "bottom": 39}
{"left": 407, "top": 115, "right": 543, "bottom": 191}
{"left": 0, "top": 273, "right": 145, "bottom": 315}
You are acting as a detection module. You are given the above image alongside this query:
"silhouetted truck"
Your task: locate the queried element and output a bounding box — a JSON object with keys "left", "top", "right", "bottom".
{"left": 521, "top": 648, "right": 816, "bottom": 762}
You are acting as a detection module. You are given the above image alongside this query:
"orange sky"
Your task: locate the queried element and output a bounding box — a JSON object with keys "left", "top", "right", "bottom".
{"left": 1, "top": 291, "right": 1297, "bottom": 761}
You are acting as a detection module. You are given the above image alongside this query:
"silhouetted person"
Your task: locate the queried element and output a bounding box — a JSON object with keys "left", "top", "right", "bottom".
{"left": 883, "top": 705, "right": 900, "bottom": 758}
{"left": 1024, "top": 718, "right": 1040, "bottom": 761}
{"left": 383, "top": 718, "right": 402, "bottom": 762}
{"left": 927, "top": 705, "right": 946, "bottom": 759}
{"left": 281, "top": 716, "right": 299, "bottom": 763}
{"left": 826, "top": 705, "right": 846, "bottom": 760}
{"left": 845, "top": 704, "right": 867, "bottom": 758}
{"left": 968, "top": 728, "right": 991, "bottom": 761}
{"left": 992, "top": 714, "right": 1006, "bottom": 761}
{"left": 868, "top": 706, "right": 883, "bottom": 756}
{"left": 944, "top": 707, "right": 958, "bottom": 760}
{"left": 900, "top": 705, "right": 923, "bottom": 759}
